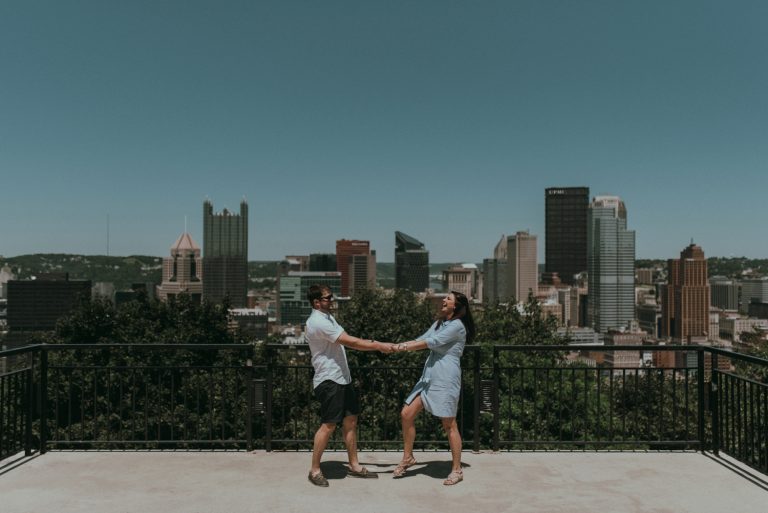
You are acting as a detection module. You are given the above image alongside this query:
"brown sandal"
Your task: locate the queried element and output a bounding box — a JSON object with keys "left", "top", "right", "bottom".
{"left": 443, "top": 470, "right": 463, "bottom": 486}
{"left": 392, "top": 456, "right": 417, "bottom": 478}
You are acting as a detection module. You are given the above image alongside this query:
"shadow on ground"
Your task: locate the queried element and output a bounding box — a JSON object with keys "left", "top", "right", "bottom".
{"left": 321, "top": 458, "right": 471, "bottom": 481}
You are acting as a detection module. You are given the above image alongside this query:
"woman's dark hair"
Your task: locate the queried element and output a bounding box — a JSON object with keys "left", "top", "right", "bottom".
{"left": 449, "top": 291, "right": 475, "bottom": 344}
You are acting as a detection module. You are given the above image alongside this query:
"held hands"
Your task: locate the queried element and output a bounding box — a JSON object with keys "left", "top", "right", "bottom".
{"left": 374, "top": 341, "right": 396, "bottom": 354}
{"left": 373, "top": 341, "right": 410, "bottom": 354}
{"left": 387, "top": 342, "right": 410, "bottom": 353}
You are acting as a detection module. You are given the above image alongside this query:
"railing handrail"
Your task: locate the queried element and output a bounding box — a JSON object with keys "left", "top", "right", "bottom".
{"left": 5, "top": 342, "right": 763, "bottom": 362}
{"left": 705, "top": 345, "right": 768, "bottom": 366}
{"left": 0, "top": 343, "right": 255, "bottom": 359}
{"left": 0, "top": 344, "right": 42, "bottom": 358}
{"left": 495, "top": 344, "right": 698, "bottom": 351}
{"left": 41, "top": 343, "right": 254, "bottom": 351}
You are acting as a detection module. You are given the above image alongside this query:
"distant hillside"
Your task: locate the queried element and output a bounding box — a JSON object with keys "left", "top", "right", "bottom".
{"left": 0, "top": 254, "right": 163, "bottom": 291}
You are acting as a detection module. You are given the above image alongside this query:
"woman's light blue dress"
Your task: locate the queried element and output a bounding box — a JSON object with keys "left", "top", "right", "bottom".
{"left": 404, "top": 318, "right": 466, "bottom": 418}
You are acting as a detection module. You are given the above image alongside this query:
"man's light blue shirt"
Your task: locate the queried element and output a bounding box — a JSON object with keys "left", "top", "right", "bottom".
{"left": 305, "top": 309, "right": 350, "bottom": 389}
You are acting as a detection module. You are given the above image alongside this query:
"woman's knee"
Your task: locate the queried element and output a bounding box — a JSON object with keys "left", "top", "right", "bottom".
{"left": 441, "top": 418, "right": 458, "bottom": 432}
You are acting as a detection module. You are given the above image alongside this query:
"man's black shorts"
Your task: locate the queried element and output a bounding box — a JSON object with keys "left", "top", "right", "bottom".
{"left": 314, "top": 380, "right": 361, "bottom": 424}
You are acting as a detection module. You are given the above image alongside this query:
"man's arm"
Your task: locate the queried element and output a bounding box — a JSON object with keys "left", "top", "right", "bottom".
{"left": 336, "top": 332, "right": 392, "bottom": 353}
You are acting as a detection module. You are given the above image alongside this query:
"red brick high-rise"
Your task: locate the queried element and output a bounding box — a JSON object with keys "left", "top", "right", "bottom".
{"left": 336, "top": 239, "right": 373, "bottom": 296}
{"left": 661, "top": 243, "right": 710, "bottom": 342}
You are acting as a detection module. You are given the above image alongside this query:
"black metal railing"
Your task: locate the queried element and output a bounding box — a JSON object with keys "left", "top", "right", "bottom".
{"left": 0, "top": 346, "right": 35, "bottom": 461}
{"left": 491, "top": 345, "right": 702, "bottom": 451}
{"left": 1, "top": 342, "right": 766, "bottom": 476}
{"left": 709, "top": 347, "right": 768, "bottom": 475}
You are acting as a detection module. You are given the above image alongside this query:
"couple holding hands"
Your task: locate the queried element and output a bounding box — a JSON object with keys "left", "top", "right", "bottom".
{"left": 305, "top": 284, "right": 475, "bottom": 488}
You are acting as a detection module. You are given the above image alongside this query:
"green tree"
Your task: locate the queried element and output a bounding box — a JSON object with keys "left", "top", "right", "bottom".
{"left": 735, "top": 329, "right": 768, "bottom": 384}
{"left": 336, "top": 288, "right": 434, "bottom": 343}
{"left": 38, "top": 294, "right": 250, "bottom": 449}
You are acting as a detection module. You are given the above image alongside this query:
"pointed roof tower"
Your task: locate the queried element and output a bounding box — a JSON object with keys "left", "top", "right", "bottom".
{"left": 170, "top": 233, "right": 201, "bottom": 255}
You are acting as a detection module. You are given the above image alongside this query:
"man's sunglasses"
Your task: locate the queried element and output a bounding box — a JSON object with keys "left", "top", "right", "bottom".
{"left": 320, "top": 295, "right": 334, "bottom": 302}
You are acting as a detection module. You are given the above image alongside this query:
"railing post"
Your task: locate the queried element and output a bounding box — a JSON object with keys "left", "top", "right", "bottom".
{"left": 39, "top": 347, "right": 48, "bottom": 454}
{"left": 492, "top": 346, "right": 500, "bottom": 452}
{"left": 265, "top": 346, "right": 273, "bottom": 452}
{"left": 697, "top": 347, "right": 705, "bottom": 453}
{"left": 472, "top": 346, "right": 481, "bottom": 453}
{"left": 25, "top": 365, "right": 34, "bottom": 456}
{"left": 246, "top": 351, "right": 254, "bottom": 452}
{"left": 710, "top": 351, "right": 719, "bottom": 455}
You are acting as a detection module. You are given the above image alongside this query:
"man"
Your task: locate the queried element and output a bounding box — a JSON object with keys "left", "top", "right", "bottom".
{"left": 305, "top": 284, "right": 392, "bottom": 487}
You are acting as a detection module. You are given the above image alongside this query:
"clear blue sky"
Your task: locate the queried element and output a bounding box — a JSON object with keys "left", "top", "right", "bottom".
{"left": 1, "top": 1, "right": 766, "bottom": 263}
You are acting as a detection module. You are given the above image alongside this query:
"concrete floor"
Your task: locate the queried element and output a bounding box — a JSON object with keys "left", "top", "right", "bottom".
{"left": 1, "top": 450, "right": 766, "bottom": 513}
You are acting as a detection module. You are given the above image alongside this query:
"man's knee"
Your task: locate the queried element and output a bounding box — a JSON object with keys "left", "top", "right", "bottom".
{"left": 319, "top": 422, "right": 337, "bottom": 434}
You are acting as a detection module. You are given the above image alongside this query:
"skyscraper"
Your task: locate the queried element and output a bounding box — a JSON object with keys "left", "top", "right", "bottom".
{"left": 348, "top": 251, "right": 377, "bottom": 296}
{"left": 336, "top": 239, "right": 374, "bottom": 296}
{"left": 395, "top": 231, "right": 429, "bottom": 292}
{"left": 482, "top": 234, "right": 508, "bottom": 304}
{"left": 587, "top": 196, "right": 635, "bottom": 333}
{"left": 507, "top": 231, "right": 538, "bottom": 302}
{"left": 661, "top": 243, "right": 710, "bottom": 342}
{"left": 545, "top": 187, "right": 589, "bottom": 285}
{"left": 202, "top": 199, "right": 248, "bottom": 307}
{"left": 739, "top": 277, "right": 768, "bottom": 314}
{"left": 710, "top": 276, "right": 740, "bottom": 311}
{"left": 157, "top": 232, "right": 203, "bottom": 303}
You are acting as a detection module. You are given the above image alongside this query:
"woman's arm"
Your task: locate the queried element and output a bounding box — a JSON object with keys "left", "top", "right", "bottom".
{"left": 394, "top": 339, "right": 429, "bottom": 352}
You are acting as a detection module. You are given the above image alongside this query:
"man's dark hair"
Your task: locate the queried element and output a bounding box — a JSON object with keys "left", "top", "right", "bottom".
{"left": 307, "top": 284, "right": 329, "bottom": 304}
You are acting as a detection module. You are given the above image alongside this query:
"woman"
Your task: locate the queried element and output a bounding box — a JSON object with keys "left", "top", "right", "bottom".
{"left": 392, "top": 290, "right": 475, "bottom": 486}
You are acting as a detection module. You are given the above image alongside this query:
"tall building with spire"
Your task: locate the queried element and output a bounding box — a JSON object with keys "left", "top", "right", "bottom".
{"left": 545, "top": 187, "right": 589, "bottom": 285}
{"left": 661, "top": 243, "right": 710, "bottom": 342}
{"left": 202, "top": 199, "right": 248, "bottom": 307}
{"left": 587, "top": 196, "right": 635, "bottom": 333}
{"left": 395, "top": 231, "right": 429, "bottom": 292}
{"left": 507, "top": 231, "right": 538, "bottom": 302}
{"left": 157, "top": 232, "right": 203, "bottom": 303}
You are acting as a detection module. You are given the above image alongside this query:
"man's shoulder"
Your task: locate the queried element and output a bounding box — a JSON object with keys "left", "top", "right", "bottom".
{"left": 306, "top": 310, "right": 338, "bottom": 330}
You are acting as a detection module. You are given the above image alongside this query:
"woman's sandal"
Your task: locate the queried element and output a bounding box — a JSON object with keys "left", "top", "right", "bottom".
{"left": 443, "top": 470, "right": 463, "bottom": 486}
{"left": 392, "top": 456, "right": 418, "bottom": 478}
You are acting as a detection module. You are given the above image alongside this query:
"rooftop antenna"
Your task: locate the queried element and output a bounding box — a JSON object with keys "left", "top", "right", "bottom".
{"left": 185, "top": 215, "right": 188, "bottom": 234}
{"left": 106, "top": 214, "right": 110, "bottom": 256}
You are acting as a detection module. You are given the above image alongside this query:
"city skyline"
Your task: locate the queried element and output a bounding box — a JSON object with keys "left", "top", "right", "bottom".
{"left": 2, "top": 2, "right": 767, "bottom": 262}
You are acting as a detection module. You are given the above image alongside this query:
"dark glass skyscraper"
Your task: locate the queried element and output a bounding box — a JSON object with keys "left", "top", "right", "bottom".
{"left": 202, "top": 199, "right": 248, "bottom": 307}
{"left": 395, "top": 231, "right": 429, "bottom": 292}
{"left": 545, "top": 187, "right": 589, "bottom": 285}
